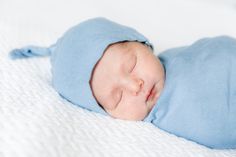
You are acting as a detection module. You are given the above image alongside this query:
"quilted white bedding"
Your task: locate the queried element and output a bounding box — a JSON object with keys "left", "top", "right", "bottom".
{"left": 1, "top": 0, "right": 236, "bottom": 156}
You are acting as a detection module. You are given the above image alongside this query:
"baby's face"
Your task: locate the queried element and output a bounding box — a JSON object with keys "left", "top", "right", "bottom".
{"left": 90, "top": 42, "right": 165, "bottom": 120}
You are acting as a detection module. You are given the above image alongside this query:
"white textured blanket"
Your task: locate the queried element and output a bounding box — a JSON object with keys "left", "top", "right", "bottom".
{"left": 1, "top": 0, "right": 236, "bottom": 156}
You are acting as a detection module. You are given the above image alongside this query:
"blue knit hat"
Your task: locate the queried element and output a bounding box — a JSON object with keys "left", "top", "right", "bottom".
{"left": 10, "top": 17, "right": 153, "bottom": 115}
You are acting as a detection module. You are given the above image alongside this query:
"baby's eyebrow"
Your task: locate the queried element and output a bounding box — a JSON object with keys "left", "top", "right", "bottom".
{"left": 121, "top": 53, "right": 136, "bottom": 67}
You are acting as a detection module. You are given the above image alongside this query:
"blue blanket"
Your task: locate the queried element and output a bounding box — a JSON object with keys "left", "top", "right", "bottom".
{"left": 144, "top": 36, "right": 236, "bottom": 149}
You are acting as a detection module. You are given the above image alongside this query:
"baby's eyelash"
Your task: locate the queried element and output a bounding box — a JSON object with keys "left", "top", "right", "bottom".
{"left": 129, "top": 56, "right": 137, "bottom": 73}
{"left": 115, "top": 91, "right": 123, "bottom": 107}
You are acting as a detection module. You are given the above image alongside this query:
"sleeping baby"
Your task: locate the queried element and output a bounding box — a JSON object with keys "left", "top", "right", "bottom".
{"left": 10, "top": 17, "right": 236, "bottom": 149}
{"left": 90, "top": 41, "right": 165, "bottom": 121}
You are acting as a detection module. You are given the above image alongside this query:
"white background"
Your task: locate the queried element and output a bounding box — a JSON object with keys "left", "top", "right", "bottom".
{"left": 0, "top": 0, "right": 236, "bottom": 53}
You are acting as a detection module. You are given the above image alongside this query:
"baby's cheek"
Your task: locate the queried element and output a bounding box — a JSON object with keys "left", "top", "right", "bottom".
{"left": 102, "top": 98, "right": 117, "bottom": 110}
{"left": 120, "top": 102, "right": 149, "bottom": 120}
{"left": 127, "top": 106, "right": 148, "bottom": 120}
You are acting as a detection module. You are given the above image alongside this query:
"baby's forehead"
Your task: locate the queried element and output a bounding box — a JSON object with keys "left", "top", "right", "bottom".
{"left": 92, "top": 41, "right": 153, "bottom": 73}
{"left": 106, "top": 41, "right": 132, "bottom": 53}
{"left": 105, "top": 41, "right": 152, "bottom": 57}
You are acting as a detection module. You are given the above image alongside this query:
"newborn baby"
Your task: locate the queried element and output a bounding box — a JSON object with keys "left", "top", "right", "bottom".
{"left": 90, "top": 41, "right": 165, "bottom": 120}
{"left": 10, "top": 17, "right": 236, "bottom": 149}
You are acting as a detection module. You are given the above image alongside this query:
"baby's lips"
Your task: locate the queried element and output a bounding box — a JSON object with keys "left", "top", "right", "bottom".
{"left": 145, "top": 86, "right": 158, "bottom": 107}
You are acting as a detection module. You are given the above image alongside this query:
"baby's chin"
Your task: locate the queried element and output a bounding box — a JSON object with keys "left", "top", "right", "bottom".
{"left": 110, "top": 114, "right": 147, "bottom": 121}
{"left": 106, "top": 106, "right": 150, "bottom": 121}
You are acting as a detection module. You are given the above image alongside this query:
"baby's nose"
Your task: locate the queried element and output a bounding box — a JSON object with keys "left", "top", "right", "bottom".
{"left": 123, "top": 77, "right": 144, "bottom": 96}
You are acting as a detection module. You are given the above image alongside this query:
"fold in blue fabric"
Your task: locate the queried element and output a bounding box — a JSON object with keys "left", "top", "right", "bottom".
{"left": 145, "top": 36, "right": 236, "bottom": 149}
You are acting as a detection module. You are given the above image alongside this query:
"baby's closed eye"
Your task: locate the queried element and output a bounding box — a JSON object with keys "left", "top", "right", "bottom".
{"left": 113, "top": 89, "right": 123, "bottom": 108}
{"left": 122, "top": 54, "right": 137, "bottom": 73}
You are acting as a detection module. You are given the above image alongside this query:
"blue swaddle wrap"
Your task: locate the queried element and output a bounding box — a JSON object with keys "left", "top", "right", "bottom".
{"left": 9, "top": 17, "right": 153, "bottom": 115}
{"left": 144, "top": 36, "right": 236, "bottom": 149}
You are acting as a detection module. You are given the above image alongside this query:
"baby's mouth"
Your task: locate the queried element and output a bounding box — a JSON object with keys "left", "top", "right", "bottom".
{"left": 145, "top": 84, "right": 158, "bottom": 104}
